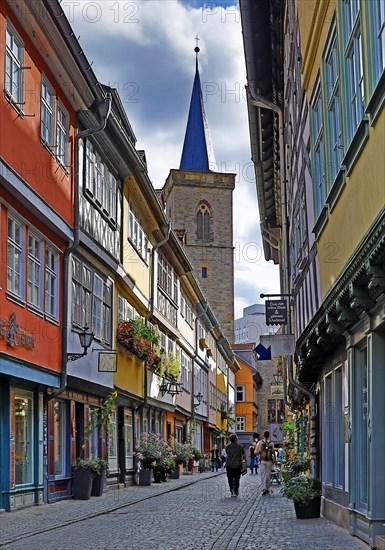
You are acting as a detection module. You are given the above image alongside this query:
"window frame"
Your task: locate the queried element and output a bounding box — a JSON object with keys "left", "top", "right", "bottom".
{"left": 236, "top": 416, "right": 246, "bottom": 432}
{"left": 340, "top": 0, "right": 365, "bottom": 142}
{"left": 7, "top": 214, "right": 25, "bottom": 300}
{"left": 56, "top": 100, "right": 69, "bottom": 167}
{"left": 84, "top": 139, "right": 119, "bottom": 227}
{"left": 323, "top": 23, "right": 343, "bottom": 184}
{"left": 45, "top": 247, "right": 59, "bottom": 320}
{"left": 236, "top": 385, "right": 245, "bottom": 402}
{"left": 27, "top": 231, "right": 44, "bottom": 311}
{"left": 310, "top": 78, "right": 326, "bottom": 219}
{"left": 128, "top": 202, "right": 148, "bottom": 262}
{"left": 41, "top": 75, "right": 55, "bottom": 148}
{"left": 5, "top": 20, "right": 24, "bottom": 110}
{"left": 71, "top": 256, "right": 112, "bottom": 345}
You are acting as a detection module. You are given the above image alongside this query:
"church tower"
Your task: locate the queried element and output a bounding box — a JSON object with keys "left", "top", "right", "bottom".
{"left": 162, "top": 46, "right": 235, "bottom": 343}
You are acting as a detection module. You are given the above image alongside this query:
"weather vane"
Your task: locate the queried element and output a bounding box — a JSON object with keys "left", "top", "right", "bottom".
{"left": 194, "top": 35, "right": 200, "bottom": 53}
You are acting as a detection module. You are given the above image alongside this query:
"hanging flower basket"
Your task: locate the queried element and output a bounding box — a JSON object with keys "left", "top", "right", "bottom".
{"left": 117, "top": 319, "right": 160, "bottom": 366}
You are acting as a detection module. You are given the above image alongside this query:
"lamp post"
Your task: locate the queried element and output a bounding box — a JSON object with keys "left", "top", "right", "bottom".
{"left": 67, "top": 326, "right": 94, "bottom": 362}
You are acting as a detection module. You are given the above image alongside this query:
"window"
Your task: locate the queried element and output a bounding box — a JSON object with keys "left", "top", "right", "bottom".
{"left": 210, "top": 383, "right": 216, "bottom": 408}
{"left": 236, "top": 385, "right": 245, "bottom": 402}
{"left": 41, "top": 77, "right": 55, "bottom": 146}
{"left": 56, "top": 102, "right": 69, "bottom": 165}
{"left": 324, "top": 26, "right": 343, "bottom": 182}
{"left": 267, "top": 399, "right": 285, "bottom": 423}
{"left": 157, "top": 253, "right": 178, "bottom": 326}
{"left": 53, "top": 400, "right": 66, "bottom": 476}
{"left": 5, "top": 21, "right": 24, "bottom": 107}
{"left": 374, "top": 0, "right": 385, "bottom": 78}
{"left": 181, "top": 352, "right": 191, "bottom": 391}
{"left": 197, "top": 202, "right": 211, "bottom": 240}
{"left": 128, "top": 202, "right": 148, "bottom": 261}
{"left": 7, "top": 216, "right": 25, "bottom": 298}
{"left": 180, "top": 291, "right": 194, "bottom": 326}
{"left": 341, "top": 0, "right": 364, "bottom": 140}
{"left": 236, "top": 416, "right": 245, "bottom": 432}
{"left": 322, "top": 366, "right": 345, "bottom": 488}
{"left": 40, "top": 76, "right": 70, "bottom": 167}
{"left": 14, "top": 389, "right": 34, "bottom": 485}
{"left": 201, "top": 266, "right": 208, "bottom": 279}
{"left": 92, "top": 274, "right": 103, "bottom": 339}
{"left": 118, "top": 295, "right": 134, "bottom": 321}
{"left": 108, "top": 408, "right": 117, "bottom": 459}
{"left": 217, "top": 389, "right": 226, "bottom": 411}
{"left": 124, "top": 410, "right": 133, "bottom": 458}
{"left": 45, "top": 249, "right": 59, "bottom": 319}
{"left": 27, "top": 233, "right": 43, "bottom": 310}
{"left": 310, "top": 81, "right": 326, "bottom": 218}
{"left": 71, "top": 257, "right": 112, "bottom": 344}
{"left": 85, "top": 140, "right": 118, "bottom": 224}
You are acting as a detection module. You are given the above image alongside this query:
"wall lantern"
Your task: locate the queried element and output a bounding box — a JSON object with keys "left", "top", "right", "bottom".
{"left": 67, "top": 326, "right": 94, "bottom": 363}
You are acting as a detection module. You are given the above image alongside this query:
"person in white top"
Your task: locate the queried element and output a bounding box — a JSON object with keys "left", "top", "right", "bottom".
{"left": 256, "top": 430, "right": 275, "bottom": 495}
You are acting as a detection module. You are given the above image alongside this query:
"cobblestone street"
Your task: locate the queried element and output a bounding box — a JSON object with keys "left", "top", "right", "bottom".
{"left": 0, "top": 472, "right": 369, "bottom": 550}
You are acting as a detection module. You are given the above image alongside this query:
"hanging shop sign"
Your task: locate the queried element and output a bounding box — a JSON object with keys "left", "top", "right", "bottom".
{"left": 97, "top": 351, "right": 118, "bottom": 372}
{"left": 0, "top": 313, "right": 34, "bottom": 349}
{"left": 265, "top": 300, "right": 288, "bottom": 325}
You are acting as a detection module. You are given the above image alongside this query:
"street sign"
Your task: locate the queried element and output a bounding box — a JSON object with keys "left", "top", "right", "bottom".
{"left": 265, "top": 300, "right": 288, "bottom": 325}
{"left": 254, "top": 343, "right": 271, "bottom": 361}
{"left": 260, "top": 334, "right": 295, "bottom": 356}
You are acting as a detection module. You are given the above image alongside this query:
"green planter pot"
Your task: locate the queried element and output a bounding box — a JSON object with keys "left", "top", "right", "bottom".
{"left": 138, "top": 468, "right": 152, "bottom": 486}
{"left": 91, "top": 466, "right": 106, "bottom": 497}
{"left": 73, "top": 467, "right": 93, "bottom": 500}
{"left": 294, "top": 496, "right": 321, "bottom": 519}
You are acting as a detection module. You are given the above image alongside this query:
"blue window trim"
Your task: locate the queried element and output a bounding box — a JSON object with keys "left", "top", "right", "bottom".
{"left": 310, "top": 76, "right": 327, "bottom": 223}
{"left": 363, "top": 0, "right": 385, "bottom": 97}
{"left": 322, "top": 18, "right": 344, "bottom": 189}
{"left": 338, "top": 0, "right": 365, "bottom": 146}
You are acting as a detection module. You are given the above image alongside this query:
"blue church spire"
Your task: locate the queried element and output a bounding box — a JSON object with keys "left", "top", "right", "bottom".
{"left": 179, "top": 43, "right": 216, "bottom": 172}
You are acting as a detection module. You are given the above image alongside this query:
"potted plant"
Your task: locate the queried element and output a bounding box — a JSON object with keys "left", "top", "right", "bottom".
{"left": 281, "top": 475, "right": 322, "bottom": 519}
{"left": 170, "top": 440, "right": 193, "bottom": 471}
{"left": 72, "top": 457, "right": 102, "bottom": 500}
{"left": 157, "top": 351, "right": 181, "bottom": 379}
{"left": 281, "top": 456, "right": 311, "bottom": 482}
{"left": 134, "top": 432, "right": 162, "bottom": 485}
{"left": 72, "top": 391, "right": 117, "bottom": 499}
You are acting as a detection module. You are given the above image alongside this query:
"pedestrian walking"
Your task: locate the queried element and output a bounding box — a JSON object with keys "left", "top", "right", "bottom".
{"left": 225, "top": 433, "right": 243, "bottom": 497}
{"left": 221, "top": 447, "right": 227, "bottom": 470}
{"left": 210, "top": 444, "right": 220, "bottom": 472}
{"left": 248, "top": 441, "right": 258, "bottom": 474}
{"left": 256, "top": 430, "right": 275, "bottom": 495}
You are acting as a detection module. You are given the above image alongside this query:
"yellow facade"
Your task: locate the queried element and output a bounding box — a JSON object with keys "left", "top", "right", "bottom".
{"left": 298, "top": 0, "right": 385, "bottom": 298}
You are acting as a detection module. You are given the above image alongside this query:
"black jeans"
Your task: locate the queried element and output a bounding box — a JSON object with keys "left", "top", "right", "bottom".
{"left": 226, "top": 468, "right": 241, "bottom": 494}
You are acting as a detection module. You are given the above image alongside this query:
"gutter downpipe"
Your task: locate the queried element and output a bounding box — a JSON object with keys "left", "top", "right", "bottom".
{"left": 247, "top": 85, "right": 316, "bottom": 475}
{"left": 46, "top": 97, "right": 112, "bottom": 404}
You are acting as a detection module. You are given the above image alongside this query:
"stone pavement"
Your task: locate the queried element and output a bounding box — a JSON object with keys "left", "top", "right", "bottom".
{"left": 0, "top": 471, "right": 369, "bottom": 550}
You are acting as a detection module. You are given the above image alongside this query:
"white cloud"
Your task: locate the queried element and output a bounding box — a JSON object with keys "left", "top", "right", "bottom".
{"left": 69, "top": 0, "right": 279, "bottom": 319}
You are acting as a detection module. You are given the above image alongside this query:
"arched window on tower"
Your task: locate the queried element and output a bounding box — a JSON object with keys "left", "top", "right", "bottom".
{"left": 196, "top": 202, "right": 211, "bottom": 241}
